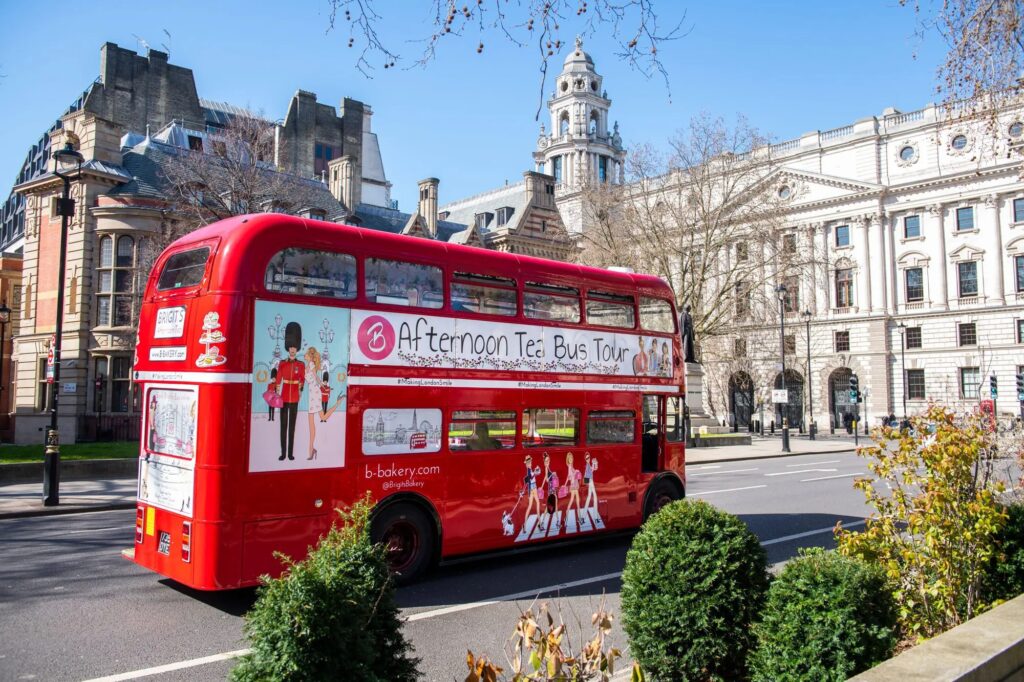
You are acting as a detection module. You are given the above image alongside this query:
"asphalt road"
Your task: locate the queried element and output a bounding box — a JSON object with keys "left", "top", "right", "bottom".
{"left": 0, "top": 452, "right": 871, "bottom": 682}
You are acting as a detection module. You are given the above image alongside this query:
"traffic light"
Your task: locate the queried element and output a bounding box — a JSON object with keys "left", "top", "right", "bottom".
{"left": 849, "top": 374, "right": 859, "bottom": 402}
{"left": 990, "top": 374, "right": 998, "bottom": 398}
{"left": 1016, "top": 372, "right": 1024, "bottom": 401}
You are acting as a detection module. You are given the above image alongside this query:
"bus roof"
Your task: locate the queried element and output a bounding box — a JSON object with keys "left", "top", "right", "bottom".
{"left": 153, "top": 213, "right": 675, "bottom": 300}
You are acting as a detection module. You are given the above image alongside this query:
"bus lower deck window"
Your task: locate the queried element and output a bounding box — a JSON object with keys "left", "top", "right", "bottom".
{"left": 587, "top": 410, "right": 636, "bottom": 444}
{"left": 449, "top": 410, "right": 516, "bottom": 451}
{"left": 522, "top": 408, "right": 580, "bottom": 447}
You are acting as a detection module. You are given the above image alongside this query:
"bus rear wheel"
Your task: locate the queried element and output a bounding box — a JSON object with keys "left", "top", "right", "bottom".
{"left": 371, "top": 504, "right": 434, "bottom": 584}
{"left": 643, "top": 479, "right": 682, "bottom": 521}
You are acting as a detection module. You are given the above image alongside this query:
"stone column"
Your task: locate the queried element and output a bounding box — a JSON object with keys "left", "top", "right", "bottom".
{"left": 928, "top": 204, "right": 949, "bottom": 309}
{"left": 886, "top": 212, "right": 898, "bottom": 315}
{"left": 812, "top": 222, "right": 828, "bottom": 315}
{"left": 869, "top": 212, "right": 887, "bottom": 312}
{"left": 983, "top": 194, "right": 1005, "bottom": 302}
{"left": 856, "top": 215, "right": 872, "bottom": 312}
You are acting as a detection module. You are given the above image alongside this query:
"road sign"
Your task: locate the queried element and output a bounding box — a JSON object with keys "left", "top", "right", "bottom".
{"left": 771, "top": 389, "right": 789, "bottom": 404}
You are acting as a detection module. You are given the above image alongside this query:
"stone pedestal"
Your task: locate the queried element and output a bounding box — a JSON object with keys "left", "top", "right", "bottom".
{"left": 686, "top": 362, "right": 723, "bottom": 433}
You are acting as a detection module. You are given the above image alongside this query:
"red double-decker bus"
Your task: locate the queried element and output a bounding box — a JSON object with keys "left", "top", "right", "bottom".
{"left": 127, "top": 213, "right": 686, "bottom": 589}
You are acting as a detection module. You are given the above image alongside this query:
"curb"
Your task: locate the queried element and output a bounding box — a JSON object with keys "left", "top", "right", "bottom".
{"left": 0, "top": 458, "right": 136, "bottom": 484}
{"left": 687, "top": 447, "right": 857, "bottom": 466}
{"left": 0, "top": 501, "right": 135, "bottom": 520}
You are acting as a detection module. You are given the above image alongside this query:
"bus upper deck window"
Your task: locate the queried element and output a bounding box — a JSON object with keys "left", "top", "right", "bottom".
{"left": 524, "top": 282, "right": 580, "bottom": 323}
{"left": 586, "top": 291, "right": 635, "bottom": 329}
{"left": 265, "top": 248, "right": 356, "bottom": 299}
{"left": 640, "top": 297, "right": 676, "bottom": 333}
{"left": 157, "top": 247, "right": 210, "bottom": 291}
{"left": 451, "top": 272, "right": 517, "bottom": 316}
{"left": 365, "top": 258, "right": 442, "bottom": 308}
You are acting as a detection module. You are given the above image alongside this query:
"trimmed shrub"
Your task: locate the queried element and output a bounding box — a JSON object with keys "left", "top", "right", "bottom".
{"left": 984, "top": 502, "right": 1024, "bottom": 603}
{"left": 621, "top": 499, "right": 769, "bottom": 681}
{"left": 231, "top": 496, "right": 420, "bottom": 682}
{"left": 750, "top": 548, "right": 898, "bottom": 681}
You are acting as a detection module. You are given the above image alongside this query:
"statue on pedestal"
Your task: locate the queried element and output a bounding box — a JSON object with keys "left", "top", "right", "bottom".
{"left": 680, "top": 305, "right": 696, "bottom": 363}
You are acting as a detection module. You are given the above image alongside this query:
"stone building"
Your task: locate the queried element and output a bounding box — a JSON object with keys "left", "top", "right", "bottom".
{"left": 7, "top": 43, "right": 396, "bottom": 444}
{"left": 693, "top": 104, "right": 1024, "bottom": 431}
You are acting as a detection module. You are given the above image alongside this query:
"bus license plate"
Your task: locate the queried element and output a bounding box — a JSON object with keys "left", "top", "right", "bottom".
{"left": 157, "top": 531, "right": 171, "bottom": 555}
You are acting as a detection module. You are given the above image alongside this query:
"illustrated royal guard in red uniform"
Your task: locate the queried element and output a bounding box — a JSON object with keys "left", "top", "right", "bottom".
{"left": 273, "top": 322, "right": 304, "bottom": 461}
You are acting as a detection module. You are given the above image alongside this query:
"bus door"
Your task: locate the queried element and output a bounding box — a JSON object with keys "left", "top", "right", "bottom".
{"left": 665, "top": 394, "right": 686, "bottom": 473}
{"left": 641, "top": 394, "right": 665, "bottom": 472}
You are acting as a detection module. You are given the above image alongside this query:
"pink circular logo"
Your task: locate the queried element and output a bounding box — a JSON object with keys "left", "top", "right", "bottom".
{"left": 357, "top": 315, "right": 395, "bottom": 361}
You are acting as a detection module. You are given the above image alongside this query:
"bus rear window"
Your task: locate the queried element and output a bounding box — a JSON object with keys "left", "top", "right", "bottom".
{"left": 265, "top": 248, "right": 356, "bottom": 299}
{"left": 157, "top": 247, "right": 210, "bottom": 291}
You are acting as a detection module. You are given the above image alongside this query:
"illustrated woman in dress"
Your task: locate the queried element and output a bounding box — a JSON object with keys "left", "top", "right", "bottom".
{"left": 303, "top": 346, "right": 345, "bottom": 460}
{"left": 633, "top": 337, "right": 649, "bottom": 375}
{"left": 565, "top": 451, "right": 582, "bottom": 521}
{"left": 521, "top": 454, "right": 542, "bottom": 526}
{"left": 583, "top": 451, "right": 599, "bottom": 512}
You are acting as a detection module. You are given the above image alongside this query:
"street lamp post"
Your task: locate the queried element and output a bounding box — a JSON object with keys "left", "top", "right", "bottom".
{"left": 0, "top": 300, "right": 10, "bottom": 440}
{"left": 802, "top": 309, "right": 815, "bottom": 440}
{"left": 897, "top": 322, "right": 907, "bottom": 425}
{"left": 44, "top": 141, "right": 83, "bottom": 506}
{"left": 776, "top": 284, "right": 791, "bottom": 453}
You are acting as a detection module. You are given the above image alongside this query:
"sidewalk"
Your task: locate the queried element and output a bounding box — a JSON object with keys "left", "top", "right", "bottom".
{"left": 0, "top": 435, "right": 861, "bottom": 519}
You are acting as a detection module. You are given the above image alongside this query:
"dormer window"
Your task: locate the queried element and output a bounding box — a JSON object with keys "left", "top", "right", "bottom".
{"left": 438, "top": 210, "right": 450, "bottom": 221}
{"left": 474, "top": 212, "right": 494, "bottom": 229}
{"left": 496, "top": 206, "right": 515, "bottom": 226}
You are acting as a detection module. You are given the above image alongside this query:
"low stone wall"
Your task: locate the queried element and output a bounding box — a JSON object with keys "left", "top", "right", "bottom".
{"left": 692, "top": 435, "right": 753, "bottom": 447}
{"left": 850, "top": 593, "right": 1024, "bottom": 681}
{"left": 0, "top": 458, "right": 136, "bottom": 485}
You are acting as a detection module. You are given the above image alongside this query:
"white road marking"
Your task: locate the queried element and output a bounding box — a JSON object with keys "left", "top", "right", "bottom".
{"left": 802, "top": 472, "right": 865, "bottom": 482}
{"left": 67, "top": 526, "right": 125, "bottom": 535}
{"left": 0, "top": 507, "right": 131, "bottom": 522}
{"left": 760, "top": 519, "right": 866, "bottom": 545}
{"left": 81, "top": 518, "right": 866, "bottom": 680}
{"left": 685, "top": 464, "right": 721, "bottom": 471}
{"left": 81, "top": 649, "right": 251, "bottom": 682}
{"left": 406, "top": 571, "right": 625, "bottom": 622}
{"left": 786, "top": 459, "right": 839, "bottom": 467}
{"left": 765, "top": 468, "right": 837, "bottom": 477}
{"left": 689, "top": 467, "right": 758, "bottom": 477}
{"left": 694, "top": 484, "right": 767, "bottom": 495}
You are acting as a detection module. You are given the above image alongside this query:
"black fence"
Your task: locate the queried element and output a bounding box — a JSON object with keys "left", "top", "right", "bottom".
{"left": 77, "top": 414, "right": 140, "bottom": 442}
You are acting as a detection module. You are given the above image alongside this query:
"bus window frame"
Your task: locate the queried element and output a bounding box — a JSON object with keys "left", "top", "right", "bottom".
{"left": 449, "top": 271, "right": 520, "bottom": 319}
{"left": 448, "top": 409, "right": 519, "bottom": 452}
{"left": 583, "top": 289, "right": 638, "bottom": 330}
{"left": 147, "top": 237, "right": 220, "bottom": 303}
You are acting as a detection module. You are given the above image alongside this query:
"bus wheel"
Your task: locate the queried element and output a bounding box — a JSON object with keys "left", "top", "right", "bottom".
{"left": 643, "top": 479, "right": 682, "bottom": 521}
{"left": 371, "top": 504, "right": 434, "bottom": 584}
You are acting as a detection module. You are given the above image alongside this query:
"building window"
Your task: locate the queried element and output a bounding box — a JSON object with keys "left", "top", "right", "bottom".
{"left": 784, "top": 334, "right": 796, "bottom": 355}
{"left": 835, "top": 224, "right": 850, "bottom": 247}
{"left": 735, "top": 282, "right": 750, "bottom": 318}
{"left": 907, "top": 369, "right": 926, "bottom": 400}
{"left": 552, "top": 156, "right": 563, "bottom": 183}
{"left": 956, "top": 206, "right": 974, "bottom": 231}
{"left": 96, "top": 235, "right": 136, "bottom": 327}
{"left": 783, "top": 276, "right": 799, "bottom": 313}
{"left": 314, "top": 143, "right": 334, "bottom": 176}
{"left": 93, "top": 357, "right": 108, "bottom": 412}
{"left": 783, "top": 234, "right": 797, "bottom": 254}
{"left": 951, "top": 134, "right": 969, "bottom": 151}
{"left": 905, "top": 267, "right": 924, "bottom": 302}
{"left": 960, "top": 366, "right": 980, "bottom": 399}
{"left": 1010, "top": 121, "right": 1024, "bottom": 138}
{"left": 598, "top": 156, "right": 608, "bottom": 182}
{"left": 958, "top": 322, "right": 977, "bottom": 346}
{"left": 734, "top": 338, "right": 746, "bottom": 358}
{"left": 1016, "top": 255, "right": 1024, "bottom": 292}
{"left": 904, "top": 214, "right": 921, "bottom": 238}
{"left": 778, "top": 185, "right": 792, "bottom": 199}
{"left": 957, "top": 261, "right": 979, "bottom": 298}
{"left": 110, "top": 356, "right": 132, "bottom": 413}
{"left": 905, "top": 326, "right": 922, "bottom": 349}
{"left": 1014, "top": 198, "right": 1024, "bottom": 223}
{"left": 187, "top": 135, "right": 203, "bottom": 152}
{"left": 36, "top": 357, "right": 53, "bottom": 413}
{"left": 834, "top": 330, "right": 850, "bottom": 353}
{"left": 835, "top": 268, "right": 854, "bottom": 308}
{"left": 736, "top": 242, "right": 748, "bottom": 262}
{"left": 496, "top": 206, "right": 515, "bottom": 226}
{"left": 1017, "top": 319, "right": 1024, "bottom": 344}
{"left": 899, "top": 145, "right": 916, "bottom": 162}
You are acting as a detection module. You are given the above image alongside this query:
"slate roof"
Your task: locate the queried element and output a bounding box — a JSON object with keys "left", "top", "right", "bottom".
{"left": 352, "top": 203, "right": 470, "bottom": 243}
{"left": 438, "top": 181, "right": 528, "bottom": 236}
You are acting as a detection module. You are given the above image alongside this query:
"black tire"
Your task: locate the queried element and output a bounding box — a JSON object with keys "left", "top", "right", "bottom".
{"left": 643, "top": 478, "right": 682, "bottom": 522}
{"left": 370, "top": 503, "right": 435, "bottom": 584}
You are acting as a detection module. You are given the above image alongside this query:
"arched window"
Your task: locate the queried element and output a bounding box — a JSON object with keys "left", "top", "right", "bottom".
{"left": 559, "top": 113, "right": 570, "bottom": 137}
{"left": 97, "top": 234, "right": 136, "bottom": 327}
{"left": 589, "top": 111, "right": 599, "bottom": 136}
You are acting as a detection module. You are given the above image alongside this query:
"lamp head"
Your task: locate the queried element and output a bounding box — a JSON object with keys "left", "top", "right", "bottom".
{"left": 775, "top": 283, "right": 787, "bottom": 301}
{"left": 52, "top": 142, "right": 84, "bottom": 175}
{"left": 0, "top": 301, "right": 10, "bottom": 325}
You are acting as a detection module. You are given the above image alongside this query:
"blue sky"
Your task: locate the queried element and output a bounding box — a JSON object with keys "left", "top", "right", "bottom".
{"left": 0, "top": 1, "right": 945, "bottom": 212}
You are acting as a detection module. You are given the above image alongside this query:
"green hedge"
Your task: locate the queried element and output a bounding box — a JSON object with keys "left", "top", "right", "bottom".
{"left": 750, "top": 548, "right": 897, "bottom": 681}
{"left": 621, "top": 499, "right": 769, "bottom": 681}
{"left": 984, "top": 502, "right": 1024, "bottom": 604}
{"left": 232, "top": 498, "right": 419, "bottom": 682}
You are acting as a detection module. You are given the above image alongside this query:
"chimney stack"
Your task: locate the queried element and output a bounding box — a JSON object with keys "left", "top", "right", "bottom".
{"left": 417, "top": 177, "right": 439, "bottom": 238}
